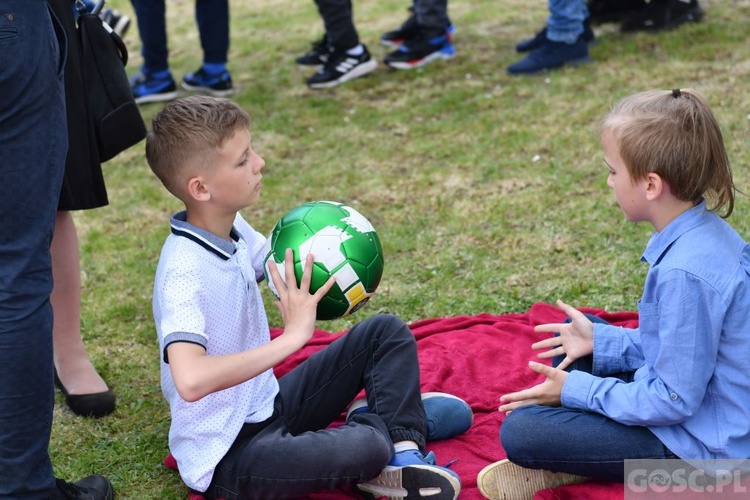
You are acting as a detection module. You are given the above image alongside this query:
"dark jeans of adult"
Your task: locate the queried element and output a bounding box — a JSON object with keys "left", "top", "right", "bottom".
{"left": 500, "top": 314, "right": 677, "bottom": 481}
{"left": 129, "top": 0, "right": 230, "bottom": 72}
{"left": 206, "top": 314, "right": 427, "bottom": 499}
{"left": 0, "top": 1, "right": 68, "bottom": 496}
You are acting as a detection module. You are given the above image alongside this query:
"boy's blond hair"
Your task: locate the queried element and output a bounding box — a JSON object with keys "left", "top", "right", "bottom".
{"left": 146, "top": 95, "right": 250, "bottom": 198}
{"left": 601, "top": 89, "right": 735, "bottom": 217}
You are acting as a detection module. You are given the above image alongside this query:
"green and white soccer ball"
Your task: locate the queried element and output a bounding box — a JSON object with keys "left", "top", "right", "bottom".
{"left": 263, "top": 201, "right": 384, "bottom": 320}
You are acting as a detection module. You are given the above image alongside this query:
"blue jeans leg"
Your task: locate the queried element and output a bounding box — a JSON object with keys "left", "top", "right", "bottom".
{"left": 0, "top": 1, "right": 67, "bottom": 496}
{"left": 501, "top": 405, "right": 677, "bottom": 481}
{"left": 207, "top": 314, "right": 427, "bottom": 498}
{"left": 196, "top": 0, "right": 230, "bottom": 65}
{"left": 547, "top": 0, "right": 588, "bottom": 43}
{"left": 130, "top": 0, "right": 170, "bottom": 72}
{"left": 501, "top": 314, "right": 676, "bottom": 481}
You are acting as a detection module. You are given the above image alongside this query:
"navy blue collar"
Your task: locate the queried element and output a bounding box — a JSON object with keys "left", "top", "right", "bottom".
{"left": 169, "top": 211, "right": 239, "bottom": 261}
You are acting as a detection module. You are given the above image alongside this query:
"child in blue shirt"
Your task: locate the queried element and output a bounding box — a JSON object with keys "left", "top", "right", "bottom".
{"left": 478, "top": 88, "right": 750, "bottom": 499}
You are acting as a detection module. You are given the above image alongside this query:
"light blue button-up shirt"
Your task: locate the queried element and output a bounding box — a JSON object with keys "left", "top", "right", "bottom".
{"left": 562, "top": 200, "right": 750, "bottom": 460}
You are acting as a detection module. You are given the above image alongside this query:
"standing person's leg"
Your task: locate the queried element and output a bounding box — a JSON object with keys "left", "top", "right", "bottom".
{"left": 312, "top": 0, "right": 359, "bottom": 52}
{"left": 383, "top": 0, "right": 455, "bottom": 70}
{"left": 129, "top": 0, "right": 178, "bottom": 103}
{"left": 181, "top": 0, "right": 235, "bottom": 96}
{"left": 0, "top": 2, "right": 67, "bottom": 495}
{"left": 130, "top": 0, "right": 169, "bottom": 72}
{"left": 413, "top": 0, "right": 450, "bottom": 35}
{"left": 51, "top": 211, "right": 115, "bottom": 417}
{"left": 547, "top": 0, "right": 588, "bottom": 43}
{"left": 195, "top": 0, "right": 229, "bottom": 66}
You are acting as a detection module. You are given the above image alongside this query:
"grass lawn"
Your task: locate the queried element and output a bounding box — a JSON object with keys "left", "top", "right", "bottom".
{"left": 50, "top": 0, "right": 750, "bottom": 497}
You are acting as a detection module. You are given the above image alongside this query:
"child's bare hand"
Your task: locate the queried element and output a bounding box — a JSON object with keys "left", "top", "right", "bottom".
{"left": 267, "top": 249, "right": 336, "bottom": 344}
{"left": 498, "top": 361, "right": 568, "bottom": 414}
{"left": 532, "top": 299, "right": 594, "bottom": 371}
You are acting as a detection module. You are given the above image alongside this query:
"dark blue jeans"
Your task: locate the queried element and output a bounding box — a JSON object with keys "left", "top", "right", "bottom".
{"left": 0, "top": 1, "right": 67, "bottom": 496}
{"left": 500, "top": 314, "right": 677, "bottom": 481}
{"left": 130, "top": 0, "right": 230, "bottom": 72}
{"left": 206, "top": 314, "right": 427, "bottom": 499}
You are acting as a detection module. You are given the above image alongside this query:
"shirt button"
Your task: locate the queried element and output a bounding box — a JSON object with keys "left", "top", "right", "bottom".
{"left": 670, "top": 393, "right": 678, "bottom": 401}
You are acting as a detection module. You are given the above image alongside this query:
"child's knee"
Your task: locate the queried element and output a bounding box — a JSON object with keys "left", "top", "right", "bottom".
{"left": 500, "top": 406, "right": 542, "bottom": 458}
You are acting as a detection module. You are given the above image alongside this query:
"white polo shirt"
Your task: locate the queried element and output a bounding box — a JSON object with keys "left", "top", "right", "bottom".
{"left": 153, "top": 211, "right": 279, "bottom": 492}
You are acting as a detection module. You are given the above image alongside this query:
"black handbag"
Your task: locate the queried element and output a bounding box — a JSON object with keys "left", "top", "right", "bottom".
{"left": 76, "top": 2, "right": 146, "bottom": 162}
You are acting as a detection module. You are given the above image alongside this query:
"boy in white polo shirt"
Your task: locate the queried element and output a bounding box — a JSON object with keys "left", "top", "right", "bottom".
{"left": 146, "top": 95, "right": 472, "bottom": 499}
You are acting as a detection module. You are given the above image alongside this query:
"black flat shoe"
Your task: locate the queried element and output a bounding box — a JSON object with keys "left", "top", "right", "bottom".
{"left": 54, "top": 370, "right": 116, "bottom": 418}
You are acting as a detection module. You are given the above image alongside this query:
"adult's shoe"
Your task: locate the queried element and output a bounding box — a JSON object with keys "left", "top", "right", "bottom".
{"left": 507, "top": 35, "right": 592, "bottom": 75}
{"left": 130, "top": 70, "right": 179, "bottom": 104}
{"left": 384, "top": 31, "right": 455, "bottom": 70}
{"left": 516, "top": 19, "right": 595, "bottom": 53}
{"left": 181, "top": 67, "right": 236, "bottom": 97}
{"left": 55, "top": 370, "right": 115, "bottom": 418}
{"left": 53, "top": 476, "right": 115, "bottom": 500}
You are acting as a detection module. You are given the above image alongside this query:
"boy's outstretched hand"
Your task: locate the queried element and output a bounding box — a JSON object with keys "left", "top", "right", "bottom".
{"left": 267, "top": 249, "right": 336, "bottom": 345}
{"left": 532, "top": 299, "right": 594, "bottom": 371}
{"left": 498, "top": 361, "right": 568, "bottom": 414}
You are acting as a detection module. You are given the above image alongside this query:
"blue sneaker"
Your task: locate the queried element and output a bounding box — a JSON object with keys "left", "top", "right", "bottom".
{"left": 129, "top": 70, "right": 178, "bottom": 104}
{"left": 347, "top": 392, "right": 473, "bottom": 441}
{"left": 380, "top": 9, "right": 455, "bottom": 48}
{"left": 181, "top": 67, "right": 236, "bottom": 97}
{"left": 357, "top": 449, "right": 461, "bottom": 500}
{"left": 384, "top": 31, "right": 455, "bottom": 70}
{"left": 507, "top": 36, "right": 592, "bottom": 75}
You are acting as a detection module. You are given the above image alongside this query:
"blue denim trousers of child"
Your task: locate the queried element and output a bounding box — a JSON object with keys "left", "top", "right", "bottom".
{"left": 205, "top": 313, "right": 428, "bottom": 499}
{"left": 547, "top": 0, "right": 588, "bottom": 44}
{"left": 500, "top": 314, "right": 677, "bottom": 481}
{"left": 0, "top": 1, "right": 68, "bottom": 496}
{"left": 130, "top": 0, "right": 229, "bottom": 72}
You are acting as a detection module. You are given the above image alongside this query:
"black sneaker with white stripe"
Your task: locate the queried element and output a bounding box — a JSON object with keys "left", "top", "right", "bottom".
{"left": 306, "top": 45, "right": 377, "bottom": 89}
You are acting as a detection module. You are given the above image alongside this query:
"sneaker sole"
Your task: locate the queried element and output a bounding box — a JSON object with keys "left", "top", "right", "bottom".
{"left": 308, "top": 59, "right": 378, "bottom": 89}
{"left": 386, "top": 50, "right": 455, "bottom": 70}
{"left": 180, "top": 81, "right": 237, "bottom": 97}
{"left": 359, "top": 464, "right": 460, "bottom": 500}
{"left": 134, "top": 90, "right": 179, "bottom": 105}
{"left": 477, "top": 459, "right": 588, "bottom": 500}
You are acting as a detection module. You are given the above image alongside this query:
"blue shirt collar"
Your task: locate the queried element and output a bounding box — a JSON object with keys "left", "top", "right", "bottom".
{"left": 169, "top": 211, "right": 240, "bottom": 261}
{"left": 641, "top": 199, "right": 708, "bottom": 266}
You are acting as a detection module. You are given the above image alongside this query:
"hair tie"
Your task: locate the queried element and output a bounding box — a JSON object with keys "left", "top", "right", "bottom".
{"left": 672, "top": 88, "right": 681, "bottom": 98}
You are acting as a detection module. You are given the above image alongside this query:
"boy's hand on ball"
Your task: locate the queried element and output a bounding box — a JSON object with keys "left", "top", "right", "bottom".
{"left": 269, "top": 249, "right": 336, "bottom": 344}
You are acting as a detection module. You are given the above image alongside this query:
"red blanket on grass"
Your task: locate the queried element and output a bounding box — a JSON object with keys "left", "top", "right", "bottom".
{"left": 166, "top": 302, "right": 637, "bottom": 499}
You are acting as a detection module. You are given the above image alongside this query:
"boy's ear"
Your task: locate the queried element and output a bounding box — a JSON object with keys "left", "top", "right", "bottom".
{"left": 644, "top": 172, "right": 664, "bottom": 201}
{"left": 186, "top": 176, "right": 211, "bottom": 202}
